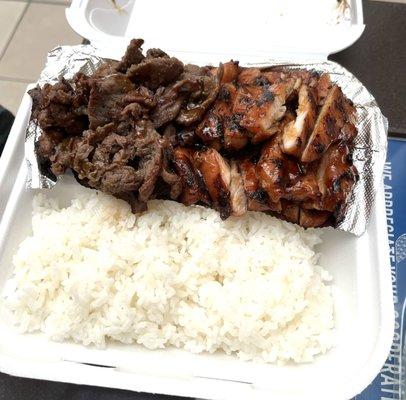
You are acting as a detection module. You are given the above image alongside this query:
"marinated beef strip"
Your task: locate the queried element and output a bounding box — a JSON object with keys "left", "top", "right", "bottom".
{"left": 88, "top": 74, "right": 137, "bottom": 129}
{"left": 29, "top": 74, "right": 90, "bottom": 137}
{"left": 115, "top": 38, "right": 145, "bottom": 73}
{"left": 30, "top": 38, "right": 359, "bottom": 229}
{"left": 175, "top": 66, "right": 220, "bottom": 126}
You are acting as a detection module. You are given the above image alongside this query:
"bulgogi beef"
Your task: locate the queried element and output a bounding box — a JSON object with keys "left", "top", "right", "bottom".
{"left": 29, "top": 38, "right": 358, "bottom": 228}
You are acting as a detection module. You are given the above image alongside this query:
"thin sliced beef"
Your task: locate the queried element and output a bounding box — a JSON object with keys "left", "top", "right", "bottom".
{"left": 176, "top": 71, "right": 220, "bottom": 126}
{"left": 88, "top": 74, "right": 135, "bottom": 129}
{"left": 116, "top": 38, "right": 145, "bottom": 73}
{"left": 127, "top": 57, "right": 184, "bottom": 91}
{"left": 30, "top": 75, "right": 90, "bottom": 136}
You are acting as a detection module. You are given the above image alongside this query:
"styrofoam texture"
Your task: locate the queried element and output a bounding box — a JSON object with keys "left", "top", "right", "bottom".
{"left": 66, "top": 0, "right": 365, "bottom": 62}
{"left": 0, "top": 3, "right": 392, "bottom": 397}
{"left": 0, "top": 94, "right": 394, "bottom": 399}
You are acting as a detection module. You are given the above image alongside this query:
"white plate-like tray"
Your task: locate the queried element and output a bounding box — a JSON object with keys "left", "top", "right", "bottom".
{"left": 0, "top": 92, "right": 394, "bottom": 399}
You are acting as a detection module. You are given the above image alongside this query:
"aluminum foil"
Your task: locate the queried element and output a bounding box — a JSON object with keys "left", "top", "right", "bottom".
{"left": 25, "top": 45, "right": 104, "bottom": 189}
{"left": 25, "top": 45, "right": 388, "bottom": 236}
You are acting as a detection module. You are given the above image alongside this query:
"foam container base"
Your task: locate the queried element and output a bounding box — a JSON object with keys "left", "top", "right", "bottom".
{"left": 0, "top": 92, "right": 394, "bottom": 400}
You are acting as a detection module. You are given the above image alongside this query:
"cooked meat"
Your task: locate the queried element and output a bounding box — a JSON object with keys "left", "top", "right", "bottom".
{"left": 29, "top": 76, "right": 90, "bottom": 136}
{"left": 50, "top": 136, "right": 79, "bottom": 176}
{"left": 158, "top": 126, "right": 183, "bottom": 199}
{"left": 72, "top": 120, "right": 163, "bottom": 208}
{"left": 239, "top": 158, "right": 270, "bottom": 212}
{"left": 36, "top": 130, "right": 63, "bottom": 161}
{"left": 235, "top": 78, "right": 297, "bottom": 144}
{"left": 196, "top": 82, "right": 248, "bottom": 151}
{"left": 88, "top": 74, "right": 135, "bottom": 129}
{"left": 314, "top": 141, "right": 358, "bottom": 214}
{"left": 194, "top": 148, "right": 231, "bottom": 219}
{"left": 237, "top": 68, "right": 261, "bottom": 85}
{"left": 316, "top": 73, "right": 332, "bottom": 106}
{"left": 219, "top": 61, "right": 239, "bottom": 83}
{"left": 195, "top": 107, "right": 222, "bottom": 150}
{"left": 299, "top": 208, "right": 331, "bottom": 228}
{"left": 256, "top": 137, "right": 285, "bottom": 204}
{"left": 229, "top": 160, "right": 247, "bottom": 216}
{"left": 301, "top": 85, "right": 355, "bottom": 162}
{"left": 223, "top": 113, "right": 249, "bottom": 151}
{"left": 127, "top": 57, "right": 184, "bottom": 91}
{"left": 176, "top": 128, "right": 199, "bottom": 147}
{"left": 122, "top": 85, "right": 156, "bottom": 108}
{"left": 172, "top": 147, "right": 209, "bottom": 206}
{"left": 176, "top": 70, "right": 220, "bottom": 126}
{"left": 282, "top": 84, "right": 317, "bottom": 157}
{"left": 146, "top": 48, "right": 169, "bottom": 59}
{"left": 151, "top": 84, "right": 186, "bottom": 128}
{"left": 116, "top": 39, "right": 145, "bottom": 73}
{"left": 285, "top": 163, "right": 320, "bottom": 202}
{"left": 30, "top": 38, "right": 358, "bottom": 229}
{"left": 281, "top": 201, "right": 300, "bottom": 224}
{"left": 116, "top": 38, "right": 145, "bottom": 73}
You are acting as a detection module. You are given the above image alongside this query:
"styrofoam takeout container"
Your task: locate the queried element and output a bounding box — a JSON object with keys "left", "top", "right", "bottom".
{"left": 0, "top": 1, "right": 394, "bottom": 399}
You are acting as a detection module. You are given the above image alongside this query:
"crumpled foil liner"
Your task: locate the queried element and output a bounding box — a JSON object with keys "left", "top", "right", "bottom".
{"left": 25, "top": 45, "right": 388, "bottom": 236}
{"left": 25, "top": 45, "right": 104, "bottom": 189}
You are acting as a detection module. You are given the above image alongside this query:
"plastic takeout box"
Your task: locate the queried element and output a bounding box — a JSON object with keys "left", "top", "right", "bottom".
{"left": 0, "top": 1, "right": 394, "bottom": 399}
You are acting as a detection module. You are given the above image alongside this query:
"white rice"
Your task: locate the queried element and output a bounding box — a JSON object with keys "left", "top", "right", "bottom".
{"left": 3, "top": 191, "right": 334, "bottom": 363}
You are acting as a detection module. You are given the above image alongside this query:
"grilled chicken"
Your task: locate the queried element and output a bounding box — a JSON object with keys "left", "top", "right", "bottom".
{"left": 194, "top": 148, "right": 232, "bottom": 219}
{"left": 281, "top": 201, "right": 300, "bottom": 224}
{"left": 229, "top": 160, "right": 247, "bottom": 216}
{"left": 315, "top": 141, "right": 357, "bottom": 212}
{"left": 255, "top": 136, "right": 285, "bottom": 206}
{"left": 282, "top": 84, "right": 317, "bottom": 157}
{"left": 234, "top": 78, "right": 297, "bottom": 144}
{"left": 316, "top": 73, "right": 332, "bottom": 106}
{"left": 299, "top": 208, "right": 331, "bottom": 228}
{"left": 32, "top": 38, "right": 359, "bottom": 229}
{"left": 237, "top": 68, "right": 262, "bottom": 85}
{"left": 301, "top": 85, "right": 356, "bottom": 162}
{"left": 219, "top": 61, "right": 240, "bottom": 84}
{"left": 197, "top": 83, "right": 249, "bottom": 151}
{"left": 285, "top": 161, "right": 320, "bottom": 203}
{"left": 173, "top": 147, "right": 209, "bottom": 206}
{"left": 239, "top": 158, "right": 270, "bottom": 212}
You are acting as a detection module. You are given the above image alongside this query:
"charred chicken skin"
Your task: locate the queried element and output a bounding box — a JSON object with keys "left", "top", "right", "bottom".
{"left": 30, "top": 39, "right": 358, "bottom": 228}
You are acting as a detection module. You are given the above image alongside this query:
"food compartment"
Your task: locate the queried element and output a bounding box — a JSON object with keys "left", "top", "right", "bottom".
{"left": 0, "top": 150, "right": 393, "bottom": 399}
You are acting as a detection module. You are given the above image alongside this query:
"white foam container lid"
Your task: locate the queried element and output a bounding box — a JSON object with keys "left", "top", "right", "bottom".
{"left": 0, "top": 1, "right": 394, "bottom": 399}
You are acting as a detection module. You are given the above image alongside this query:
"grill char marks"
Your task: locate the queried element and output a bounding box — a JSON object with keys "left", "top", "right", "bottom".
{"left": 30, "top": 38, "right": 358, "bottom": 229}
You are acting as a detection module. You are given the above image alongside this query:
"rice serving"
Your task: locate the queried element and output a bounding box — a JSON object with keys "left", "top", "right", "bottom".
{"left": 3, "top": 191, "right": 334, "bottom": 363}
